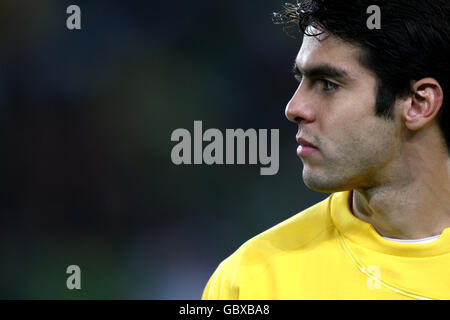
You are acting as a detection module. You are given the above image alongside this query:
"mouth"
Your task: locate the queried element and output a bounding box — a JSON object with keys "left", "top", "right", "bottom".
{"left": 296, "top": 136, "right": 317, "bottom": 148}
{"left": 296, "top": 136, "right": 319, "bottom": 157}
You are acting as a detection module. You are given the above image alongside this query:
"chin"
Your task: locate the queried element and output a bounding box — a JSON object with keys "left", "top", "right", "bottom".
{"left": 302, "top": 171, "right": 352, "bottom": 194}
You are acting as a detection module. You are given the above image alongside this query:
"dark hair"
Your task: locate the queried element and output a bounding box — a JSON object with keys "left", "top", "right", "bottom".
{"left": 274, "top": 0, "right": 450, "bottom": 154}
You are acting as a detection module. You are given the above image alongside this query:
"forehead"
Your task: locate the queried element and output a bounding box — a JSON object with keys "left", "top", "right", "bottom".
{"left": 296, "top": 30, "right": 370, "bottom": 77}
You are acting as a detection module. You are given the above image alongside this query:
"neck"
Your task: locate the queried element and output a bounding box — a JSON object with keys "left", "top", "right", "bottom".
{"left": 351, "top": 146, "right": 450, "bottom": 240}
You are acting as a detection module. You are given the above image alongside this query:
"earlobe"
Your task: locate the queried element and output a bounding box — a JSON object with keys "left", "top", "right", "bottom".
{"left": 404, "top": 78, "right": 443, "bottom": 131}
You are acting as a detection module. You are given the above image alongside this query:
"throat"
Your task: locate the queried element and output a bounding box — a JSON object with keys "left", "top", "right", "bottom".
{"left": 350, "top": 189, "right": 450, "bottom": 240}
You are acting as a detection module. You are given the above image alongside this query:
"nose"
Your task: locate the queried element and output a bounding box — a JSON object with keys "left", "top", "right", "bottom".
{"left": 285, "top": 84, "right": 315, "bottom": 124}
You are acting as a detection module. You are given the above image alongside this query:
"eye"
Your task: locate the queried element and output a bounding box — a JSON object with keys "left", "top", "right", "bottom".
{"left": 318, "top": 79, "right": 339, "bottom": 91}
{"left": 294, "top": 73, "right": 303, "bottom": 83}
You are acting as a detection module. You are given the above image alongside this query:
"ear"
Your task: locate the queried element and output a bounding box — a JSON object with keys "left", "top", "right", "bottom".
{"left": 403, "top": 78, "right": 443, "bottom": 131}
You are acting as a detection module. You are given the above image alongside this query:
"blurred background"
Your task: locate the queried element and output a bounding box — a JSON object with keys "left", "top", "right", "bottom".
{"left": 0, "top": 0, "right": 328, "bottom": 299}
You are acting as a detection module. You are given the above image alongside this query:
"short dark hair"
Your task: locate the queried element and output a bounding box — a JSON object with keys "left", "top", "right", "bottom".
{"left": 274, "top": 0, "right": 450, "bottom": 154}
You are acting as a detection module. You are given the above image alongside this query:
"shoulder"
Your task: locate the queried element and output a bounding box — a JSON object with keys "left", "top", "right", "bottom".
{"left": 239, "top": 192, "right": 336, "bottom": 258}
{"left": 202, "top": 192, "right": 348, "bottom": 299}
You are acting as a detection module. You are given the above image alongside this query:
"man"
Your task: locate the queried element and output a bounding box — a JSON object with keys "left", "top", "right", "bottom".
{"left": 202, "top": 0, "right": 450, "bottom": 300}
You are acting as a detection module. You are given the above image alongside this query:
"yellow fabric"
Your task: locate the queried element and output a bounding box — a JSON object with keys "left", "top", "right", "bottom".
{"left": 202, "top": 191, "right": 450, "bottom": 300}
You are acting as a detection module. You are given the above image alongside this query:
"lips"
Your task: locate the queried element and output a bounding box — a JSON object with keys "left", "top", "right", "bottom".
{"left": 296, "top": 136, "right": 317, "bottom": 149}
{"left": 296, "top": 136, "right": 319, "bottom": 158}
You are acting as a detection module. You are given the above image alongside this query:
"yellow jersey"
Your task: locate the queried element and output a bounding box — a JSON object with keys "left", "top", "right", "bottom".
{"left": 202, "top": 191, "right": 450, "bottom": 300}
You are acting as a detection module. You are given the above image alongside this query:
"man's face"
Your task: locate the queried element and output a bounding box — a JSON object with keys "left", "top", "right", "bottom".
{"left": 286, "top": 29, "right": 402, "bottom": 192}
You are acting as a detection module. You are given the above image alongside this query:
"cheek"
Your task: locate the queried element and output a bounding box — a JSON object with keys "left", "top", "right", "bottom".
{"left": 323, "top": 116, "right": 397, "bottom": 165}
{"left": 316, "top": 84, "right": 394, "bottom": 160}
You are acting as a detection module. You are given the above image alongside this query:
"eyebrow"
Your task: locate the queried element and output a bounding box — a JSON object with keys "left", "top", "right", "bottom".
{"left": 292, "top": 63, "right": 350, "bottom": 81}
